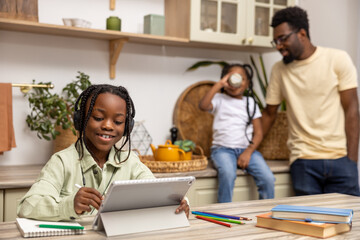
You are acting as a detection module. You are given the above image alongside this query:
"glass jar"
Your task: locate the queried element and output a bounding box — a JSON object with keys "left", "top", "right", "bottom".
{"left": 106, "top": 16, "right": 121, "bottom": 31}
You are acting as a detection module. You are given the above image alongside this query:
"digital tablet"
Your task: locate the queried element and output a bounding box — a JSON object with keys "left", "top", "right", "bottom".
{"left": 92, "top": 176, "right": 195, "bottom": 230}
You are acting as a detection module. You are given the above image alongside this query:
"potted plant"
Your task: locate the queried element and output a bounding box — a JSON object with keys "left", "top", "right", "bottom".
{"left": 186, "top": 55, "right": 289, "bottom": 160}
{"left": 24, "top": 71, "right": 92, "bottom": 152}
{"left": 174, "top": 139, "right": 196, "bottom": 160}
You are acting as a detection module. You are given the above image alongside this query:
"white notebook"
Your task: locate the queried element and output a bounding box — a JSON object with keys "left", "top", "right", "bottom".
{"left": 16, "top": 218, "right": 84, "bottom": 238}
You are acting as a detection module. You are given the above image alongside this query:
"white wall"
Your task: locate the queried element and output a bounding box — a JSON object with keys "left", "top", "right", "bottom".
{"left": 0, "top": 0, "right": 359, "bottom": 166}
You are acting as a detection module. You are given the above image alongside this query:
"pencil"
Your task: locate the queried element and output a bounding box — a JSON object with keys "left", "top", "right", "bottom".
{"left": 192, "top": 212, "right": 231, "bottom": 220}
{"left": 196, "top": 216, "right": 231, "bottom": 228}
{"left": 196, "top": 215, "right": 245, "bottom": 225}
{"left": 192, "top": 211, "right": 252, "bottom": 221}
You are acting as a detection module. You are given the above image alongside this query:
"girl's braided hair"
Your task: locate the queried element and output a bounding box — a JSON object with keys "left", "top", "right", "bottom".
{"left": 73, "top": 84, "right": 135, "bottom": 163}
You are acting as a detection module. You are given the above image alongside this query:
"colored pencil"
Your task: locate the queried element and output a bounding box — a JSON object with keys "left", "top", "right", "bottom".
{"left": 192, "top": 212, "right": 232, "bottom": 220}
{"left": 192, "top": 211, "right": 252, "bottom": 221}
{"left": 197, "top": 215, "right": 245, "bottom": 225}
{"left": 196, "top": 216, "right": 231, "bottom": 228}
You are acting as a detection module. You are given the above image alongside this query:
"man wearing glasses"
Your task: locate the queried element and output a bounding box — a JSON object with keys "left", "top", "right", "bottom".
{"left": 262, "top": 6, "right": 360, "bottom": 196}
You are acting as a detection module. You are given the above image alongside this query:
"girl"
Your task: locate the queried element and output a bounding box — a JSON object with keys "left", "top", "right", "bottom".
{"left": 18, "top": 84, "right": 189, "bottom": 221}
{"left": 199, "top": 64, "right": 275, "bottom": 203}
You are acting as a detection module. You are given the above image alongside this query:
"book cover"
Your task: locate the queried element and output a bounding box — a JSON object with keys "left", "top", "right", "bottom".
{"left": 271, "top": 205, "right": 353, "bottom": 224}
{"left": 256, "top": 212, "right": 351, "bottom": 239}
{"left": 16, "top": 218, "right": 84, "bottom": 238}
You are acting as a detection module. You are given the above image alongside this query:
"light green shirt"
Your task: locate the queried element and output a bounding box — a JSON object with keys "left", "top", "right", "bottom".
{"left": 17, "top": 144, "right": 154, "bottom": 221}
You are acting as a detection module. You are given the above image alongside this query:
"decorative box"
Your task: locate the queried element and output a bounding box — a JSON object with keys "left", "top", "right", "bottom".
{"left": 143, "top": 14, "right": 165, "bottom": 36}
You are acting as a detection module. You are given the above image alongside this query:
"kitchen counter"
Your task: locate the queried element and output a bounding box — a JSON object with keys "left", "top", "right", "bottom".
{"left": 0, "top": 160, "right": 289, "bottom": 189}
{"left": 0, "top": 160, "right": 291, "bottom": 222}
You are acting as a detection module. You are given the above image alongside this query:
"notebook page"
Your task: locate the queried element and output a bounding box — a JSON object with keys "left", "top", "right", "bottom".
{"left": 16, "top": 218, "right": 84, "bottom": 238}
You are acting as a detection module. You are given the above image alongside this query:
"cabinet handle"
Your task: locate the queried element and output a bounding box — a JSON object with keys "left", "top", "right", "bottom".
{"left": 247, "top": 37, "right": 253, "bottom": 44}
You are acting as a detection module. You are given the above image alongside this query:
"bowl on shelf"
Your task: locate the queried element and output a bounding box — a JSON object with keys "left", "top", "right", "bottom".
{"left": 62, "top": 18, "right": 91, "bottom": 28}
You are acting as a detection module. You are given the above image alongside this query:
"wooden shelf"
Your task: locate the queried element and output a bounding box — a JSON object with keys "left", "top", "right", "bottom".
{"left": 0, "top": 18, "right": 273, "bottom": 79}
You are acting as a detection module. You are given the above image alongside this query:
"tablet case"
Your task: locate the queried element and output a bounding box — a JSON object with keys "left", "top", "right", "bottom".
{"left": 93, "top": 176, "right": 195, "bottom": 237}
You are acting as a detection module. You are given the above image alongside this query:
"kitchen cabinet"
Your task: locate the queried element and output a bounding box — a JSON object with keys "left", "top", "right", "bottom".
{"left": 165, "top": 0, "right": 295, "bottom": 47}
{"left": 0, "top": 190, "right": 3, "bottom": 222}
{"left": 3, "top": 188, "right": 29, "bottom": 222}
{"left": 187, "top": 172, "right": 293, "bottom": 207}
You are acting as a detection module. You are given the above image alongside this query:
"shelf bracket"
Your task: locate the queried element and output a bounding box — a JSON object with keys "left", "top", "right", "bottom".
{"left": 110, "top": 0, "right": 115, "bottom": 10}
{"left": 109, "top": 38, "right": 128, "bottom": 79}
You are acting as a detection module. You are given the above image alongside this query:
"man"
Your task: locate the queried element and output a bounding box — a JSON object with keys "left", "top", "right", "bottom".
{"left": 262, "top": 6, "right": 360, "bottom": 196}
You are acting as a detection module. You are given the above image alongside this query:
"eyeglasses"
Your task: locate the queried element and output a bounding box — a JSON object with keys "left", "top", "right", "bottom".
{"left": 271, "top": 30, "right": 297, "bottom": 48}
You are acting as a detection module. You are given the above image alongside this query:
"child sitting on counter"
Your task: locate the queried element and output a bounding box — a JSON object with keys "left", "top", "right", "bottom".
{"left": 199, "top": 64, "right": 275, "bottom": 203}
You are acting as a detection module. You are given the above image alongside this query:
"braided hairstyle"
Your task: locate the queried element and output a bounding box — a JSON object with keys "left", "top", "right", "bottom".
{"left": 271, "top": 6, "right": 310, "bottom": 39}
{"left": 221, "top": 63, "right": 256, "bottom": 144}
{"left": 73, "top": 84, "right": 135, "bottom": 163}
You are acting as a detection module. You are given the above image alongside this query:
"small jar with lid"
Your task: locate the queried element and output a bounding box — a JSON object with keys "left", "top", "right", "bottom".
{"left": 106, "top": 16, "right": 121, "bottom": 31}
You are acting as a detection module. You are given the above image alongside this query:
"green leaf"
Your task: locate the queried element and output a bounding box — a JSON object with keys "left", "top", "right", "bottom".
{"left": 186, "top": 61, "right": 228, "bottom": 71}
{"left": 259, "top": 54, "right": 268, "bottom": 87}
{"left": 174, "top": 140, "right": 195, "bottom": 152}
{"left": 250, "top": 55, "right": 267, "bottom": 99}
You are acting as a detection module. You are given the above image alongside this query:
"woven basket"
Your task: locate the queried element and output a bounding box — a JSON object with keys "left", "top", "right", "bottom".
{"left": 140, "top": 155, "right": 208, "bottom": 173}
{"left": 258, "top": 112, "right": 290, "bottom": 160}
{"left": 173, "top": 81, "right": 216, "bottom": 158}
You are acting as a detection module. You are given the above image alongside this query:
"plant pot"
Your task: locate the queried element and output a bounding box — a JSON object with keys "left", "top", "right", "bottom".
{"left": 184, "top": 151, "right": 192, "bottom": 160}
{"left": 258, "top": 112, "right": 289, "bottom": 160}
{"left": 53, "top": 126, "right": 77, "bottom": 153}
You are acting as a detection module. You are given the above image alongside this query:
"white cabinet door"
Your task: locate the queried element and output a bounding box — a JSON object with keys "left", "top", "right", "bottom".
{"left": 189, "top": 0, "right": 295, "bottom": 47}
{"left": 190, "top": 0, "right": 247, "bottom": 45}
{"left": 245, "top": 0, "right": 296, "bottom": 47}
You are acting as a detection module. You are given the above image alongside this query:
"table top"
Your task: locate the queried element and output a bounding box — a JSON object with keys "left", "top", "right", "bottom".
{"left": 0, "top": 160, "right": 290, "bottom": 189}
{"left": 1, "top": 193, "right": 359, "bottom": 240}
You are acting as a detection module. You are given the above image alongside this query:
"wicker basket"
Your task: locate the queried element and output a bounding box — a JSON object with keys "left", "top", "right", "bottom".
{"left": 258, "top": 112, "right": 290, "bottom": 160}
{"left": 140, "top": 155, "right": 208, "bottom": 173}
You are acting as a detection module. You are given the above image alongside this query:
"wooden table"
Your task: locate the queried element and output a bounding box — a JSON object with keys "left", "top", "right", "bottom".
{"left": 0, "top": 193, "right": 359, "bottom": 239}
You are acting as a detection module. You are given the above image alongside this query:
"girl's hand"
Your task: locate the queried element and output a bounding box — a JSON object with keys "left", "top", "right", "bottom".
{"left": 218, "top": 72, "right": 232, "bottom": 88}
{"left": 74, "top": 187, "right": 104, "bottom": 215}
{"left": 237, "top": 150, "right": 252, "bottom": 169}
{"left": 175, "top": 199, "right": 190, "bottom": 218}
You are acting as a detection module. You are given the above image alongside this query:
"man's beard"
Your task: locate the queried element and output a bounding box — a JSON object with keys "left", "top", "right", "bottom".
{"left": 283, "top": 54, "right": 295, "bottom": 64}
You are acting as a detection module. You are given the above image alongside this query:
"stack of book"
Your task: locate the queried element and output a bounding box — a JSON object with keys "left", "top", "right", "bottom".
{"left": 256, "top": 205, "right": 353, "bottom": 238}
